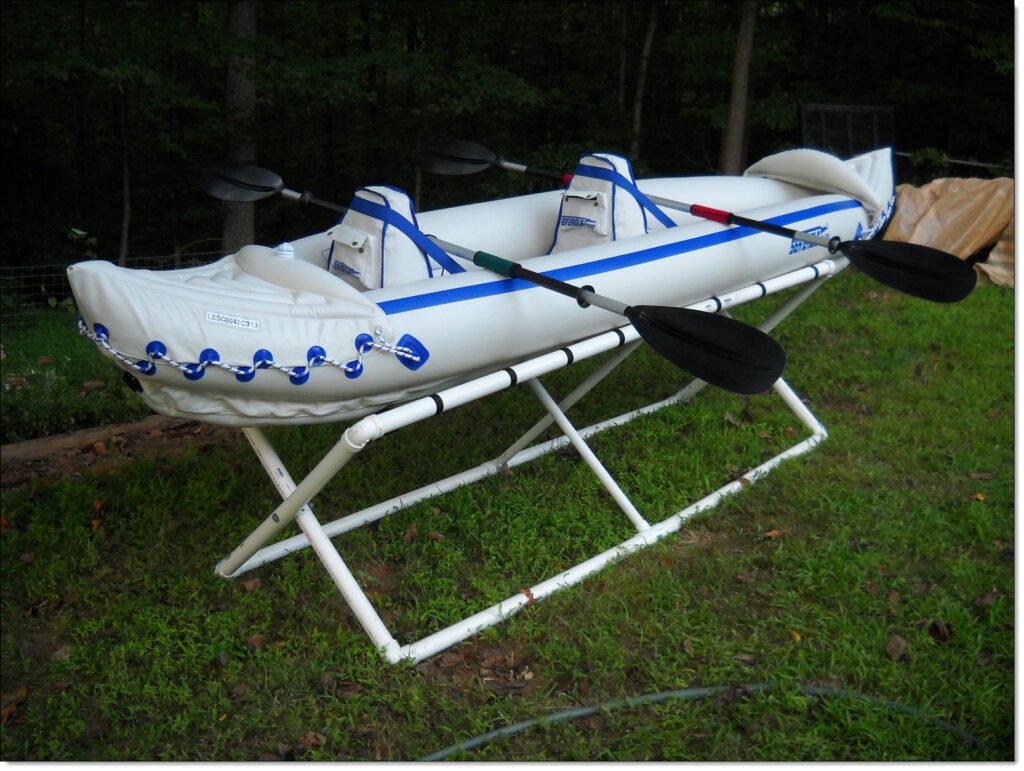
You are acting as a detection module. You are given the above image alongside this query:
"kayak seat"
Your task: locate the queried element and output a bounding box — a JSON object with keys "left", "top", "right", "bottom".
{"left": 548, "top": 152, "right": 675, "bottom": 254}
{"left": 325, "top": 185, "right": 466, "bottom": 289}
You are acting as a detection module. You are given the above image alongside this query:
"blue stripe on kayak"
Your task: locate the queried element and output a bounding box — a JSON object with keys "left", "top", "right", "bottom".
{"left": 378, "top": 199, "right": 862, "bottom": 316}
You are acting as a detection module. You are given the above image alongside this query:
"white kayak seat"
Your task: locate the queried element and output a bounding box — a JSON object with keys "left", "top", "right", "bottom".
{"left": 326, "top": 185, "right": 465, "bottom": 289}
{"left": 548, "top": 152, "right": 676, "bottom": 254}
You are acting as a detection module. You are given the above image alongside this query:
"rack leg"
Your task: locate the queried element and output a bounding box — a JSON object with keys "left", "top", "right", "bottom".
{"left": 528, "top": 378, "right": 650, "bottom": 532}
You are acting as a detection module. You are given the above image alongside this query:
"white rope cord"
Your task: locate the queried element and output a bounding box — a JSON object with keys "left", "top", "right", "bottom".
{"left": 77, "top": 319, "right": 420, "bottom": 383}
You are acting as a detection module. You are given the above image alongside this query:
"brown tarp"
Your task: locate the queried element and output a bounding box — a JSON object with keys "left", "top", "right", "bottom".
{"left": 883, "top": 177, "right": 1014, "bottom": 287}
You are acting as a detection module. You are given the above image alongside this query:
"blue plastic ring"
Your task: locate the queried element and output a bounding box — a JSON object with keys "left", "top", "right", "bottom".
{"left": 307, "top": 345, "right": 327, "bottom": 366}
{"left": 344, "top": 360, "right": 364, "bottom": 380}
{"left": 354, "top": 333, "right": 374, "bottom": 355}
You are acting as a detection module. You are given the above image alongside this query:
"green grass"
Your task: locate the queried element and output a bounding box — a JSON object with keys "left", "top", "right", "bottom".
{"left": 1, "top": 306, "right": 151, "bottom": 443}
{"left": 0, "top": 271, "right": 1013, "bottom": 760}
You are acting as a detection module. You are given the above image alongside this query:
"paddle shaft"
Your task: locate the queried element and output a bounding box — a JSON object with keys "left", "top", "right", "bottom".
{"left": 436, "top": 243, "right": 628, "bottom": 315}
{"left": 281, "top": 188, "right": 346, "bottom": 214}
{"left": 414, "top": 140, "right": 975, "bottom": 304}
{"left": 650, "top": 198, "right": 838, "bottom": 251}
{"left": 497, "top": 159, "right": 572, "bottom": 186}
{"left": 507, "top": 160, "right": 836, "bottom": 251}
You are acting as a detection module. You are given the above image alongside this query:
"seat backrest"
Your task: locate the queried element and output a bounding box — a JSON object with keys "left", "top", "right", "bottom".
{"left": 548, "top": 153, "right": 673, "bottom": 254}
{"left": 326, "top": 186, "right": 464, "bottom": 289}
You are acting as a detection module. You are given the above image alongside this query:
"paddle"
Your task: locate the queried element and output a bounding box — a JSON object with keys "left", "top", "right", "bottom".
{"left": 202, "top": 163, "right": 786, "bottom": 394}
{"left": 414, "top": 138, "right": 572, "bottom": 186}
{"left": 414, "top": 139, "right": 977, "bottom": 304}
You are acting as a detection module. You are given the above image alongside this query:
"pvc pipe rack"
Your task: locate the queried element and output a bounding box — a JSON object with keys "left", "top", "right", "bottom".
{"left": 217, "top": 258, "right": 844, "bottom": 664}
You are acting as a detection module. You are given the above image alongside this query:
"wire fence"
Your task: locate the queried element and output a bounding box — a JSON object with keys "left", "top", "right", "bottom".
{"left": 1, "top": 250, "right": 224, "bottom": 386}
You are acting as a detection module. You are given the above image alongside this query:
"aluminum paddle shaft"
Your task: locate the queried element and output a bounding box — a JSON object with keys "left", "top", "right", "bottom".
{"left": 414, "top": 139, "right": 978, "bottom": 304}
{"left": 654, "top": 200, "right": 977, "bottom": 304}
{"left": 453, "top": 249, "right": 785, "bottom": 395}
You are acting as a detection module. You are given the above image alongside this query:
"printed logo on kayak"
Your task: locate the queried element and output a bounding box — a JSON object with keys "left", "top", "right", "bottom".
{"left": 789, "top": 225, "right": 828, "bottom": 254}
{"left": 331, "top": 261, "right": 361, "bottom": 277}
{"left": 560, "top": 215, "right": 598, "bottom": 230}
{"left": 205, "top": 311, "right": 260, "bottom": 332}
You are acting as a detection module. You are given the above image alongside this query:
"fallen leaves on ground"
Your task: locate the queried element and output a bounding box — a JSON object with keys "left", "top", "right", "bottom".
{"left": 245, "top": 633, "right": 266, "bottom": 651}
{"left": 295, "top": 730, "right": 326, "bottom": 752}
{"left": 974, "top": 587, "right": 1004, "bottom": 607}
{"left": 415, "top": 643, "right": 539, "bottom": 695}
{"left": 715, "top": 684, "right": 753, "bottom": 706}
{"left": 0, "top": 685, "right": 28, "bottom": 724}
{"left": 928, "top": 620, "right": 954, "bottom": 643}
{"left": 886, "top": 634, "right": 908, "bottom": 662}
{"left": 573, "top": 714, "right": 605, "bottom": 731}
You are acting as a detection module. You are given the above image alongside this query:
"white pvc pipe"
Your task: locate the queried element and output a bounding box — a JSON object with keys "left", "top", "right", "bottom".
{"left": 528, "top": 378, "right": 650, "bottom": 531}
{"left": 497, "top": 340, "right": 643, "bottom": 468}
{"left": 217, "top": 420, "right": 372, "bottom": 577}
{"left": 295, "top": 508, "right": 400, "bottom": 656}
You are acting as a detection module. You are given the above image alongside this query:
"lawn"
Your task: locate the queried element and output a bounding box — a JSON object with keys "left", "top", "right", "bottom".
{"left": 0, "top": 268, "right": 1014, "bottom": 760}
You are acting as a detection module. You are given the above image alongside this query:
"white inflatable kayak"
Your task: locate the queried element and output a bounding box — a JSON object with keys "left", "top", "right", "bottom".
{"left": 68, "top": 147, "right": 896, "bottom": 427}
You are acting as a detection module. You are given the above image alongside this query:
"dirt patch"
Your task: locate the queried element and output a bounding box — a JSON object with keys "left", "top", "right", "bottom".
{"left": 0, "top": 416, "right": 241, "bottom": 489}
{"left": 416, "top": 641, "right": 544, "bottom": 696}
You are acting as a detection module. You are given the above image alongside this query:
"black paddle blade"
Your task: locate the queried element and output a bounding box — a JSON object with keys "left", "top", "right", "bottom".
{"left": 840, "top": 240, "right": 977, "bottom": 303}
{"left": 626, "top": 306, "right": 786, "bottom": 394}
{"left": 414, "top": 139, "right": 498, "bottom": 175}
{"left": 200, "top": 164, "right": 284, "bottom": 202}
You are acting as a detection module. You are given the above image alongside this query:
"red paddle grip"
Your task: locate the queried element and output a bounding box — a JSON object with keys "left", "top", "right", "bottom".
{"left": 689, "top": 204, "right": 733, "bottom": 225}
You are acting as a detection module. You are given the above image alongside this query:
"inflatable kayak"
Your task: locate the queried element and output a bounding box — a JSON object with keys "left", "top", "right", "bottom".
{"left": 67, "top": 146, "right": 897, "bottom": 427}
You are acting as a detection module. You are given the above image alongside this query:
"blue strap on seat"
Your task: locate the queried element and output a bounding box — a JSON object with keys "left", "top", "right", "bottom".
{"left": 348, "top": 195, "right": 466, "bottom": 275}
{"left": 572, "top": 165, "right": 677, "bottom": 229}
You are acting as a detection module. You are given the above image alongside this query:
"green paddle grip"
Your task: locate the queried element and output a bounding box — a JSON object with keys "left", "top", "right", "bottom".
{"left": 472, "top": 251, "right": 518, "bottom": 277}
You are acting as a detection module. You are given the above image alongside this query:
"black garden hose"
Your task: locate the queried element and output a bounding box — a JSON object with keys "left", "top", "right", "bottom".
{"left": 420, "top": 682, "right": 988, "bottom": 761}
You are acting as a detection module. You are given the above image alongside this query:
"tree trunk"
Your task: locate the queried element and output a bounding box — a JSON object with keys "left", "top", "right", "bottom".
{"left": 118, "top": 88, "right": 130, "bottom": 267}
{"left": 629, "top": 1, "right": 658, "bottom": 160}
{"left": 617, "top": 1, "right": 629, "bottom": 112}
{"left": 719, "top": 1, "right": 758, "bottom": 174}
{"left": 222, "top": 0, "right": 257, "bottom": 255}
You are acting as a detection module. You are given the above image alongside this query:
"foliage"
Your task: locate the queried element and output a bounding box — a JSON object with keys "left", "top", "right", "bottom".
{"left": 0, "top": 1, "right": 1014, "bottom": 268}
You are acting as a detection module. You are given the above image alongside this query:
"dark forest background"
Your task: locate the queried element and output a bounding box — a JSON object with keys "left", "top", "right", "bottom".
{"left": 0, "top": 0, "right": 1014, "bottom": 269}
